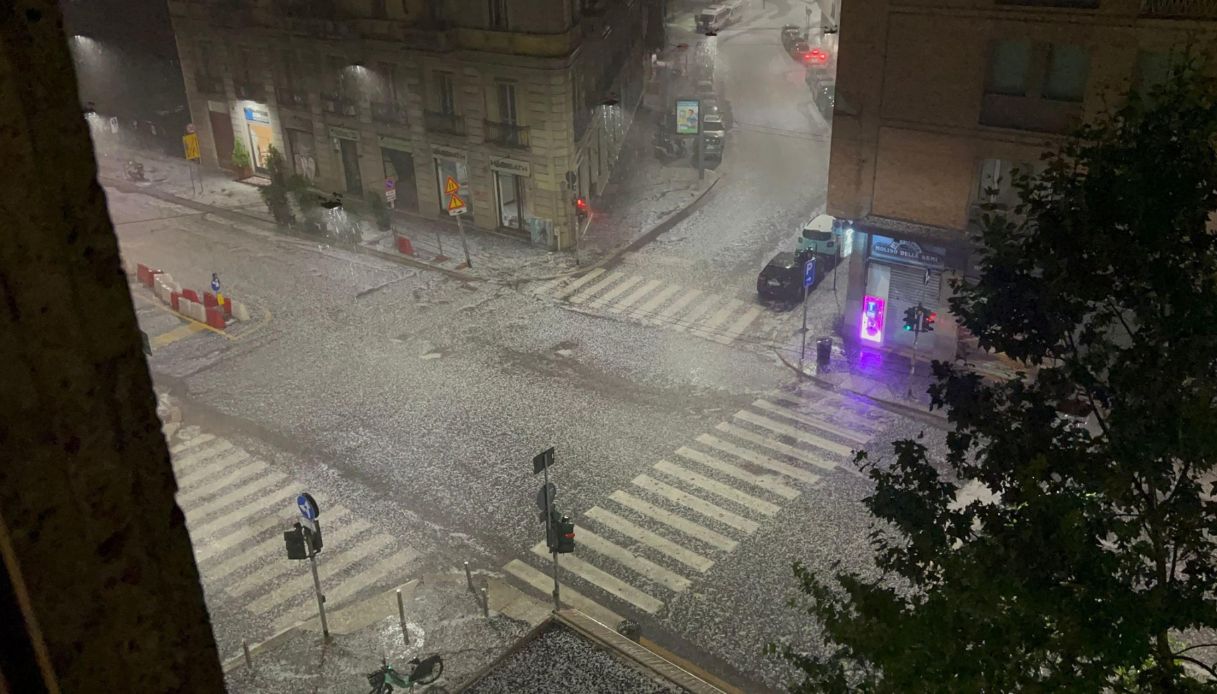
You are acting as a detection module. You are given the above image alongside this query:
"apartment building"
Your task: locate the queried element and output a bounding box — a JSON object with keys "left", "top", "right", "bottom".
{"left": 169, "top": 0, "right": 660, "bottom": 248}
{"left": 825, "top": 0, "right": 1216, "bottom": 359}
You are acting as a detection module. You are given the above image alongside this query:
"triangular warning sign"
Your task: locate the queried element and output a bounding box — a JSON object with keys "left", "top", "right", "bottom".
{"left": 447, "top": 193, "right": 466, "bottom": 211}
{"left": 445, "top": 176, "right": 460, "bottom": 195}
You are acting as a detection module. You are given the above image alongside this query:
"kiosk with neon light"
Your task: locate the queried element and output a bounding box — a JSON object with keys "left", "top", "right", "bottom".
{"left": 860, "top": 295, "right": 886, "bottom": 344}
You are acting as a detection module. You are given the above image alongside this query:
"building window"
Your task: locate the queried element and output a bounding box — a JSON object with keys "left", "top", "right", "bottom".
{"left": 1042, "top": 43, "right": 1089, "bottom": 102}
{"left": 488, "top": 0, "right": 508, "bottom": 29}
{"left": 975, "top": 159, "right": 1027, "bottom": 209}
{"left": 1135, "top": 50, "right": 1171, "bottom": 97}
{"left": 986, "top": 40, "right": 1032, "bottom": 96}
{"left": 497, "top": 82, "right": 518, "bottom": 124}
{"left": 436, "top": 72, "right": 456, "bottom": 115}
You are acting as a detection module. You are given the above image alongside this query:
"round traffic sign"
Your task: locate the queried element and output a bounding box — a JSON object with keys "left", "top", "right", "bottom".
{"left": 296, "top": 492, "right": 320, "bottom": 521}
{"left": 535, "top": 483, "right": 557, "bottom": 511}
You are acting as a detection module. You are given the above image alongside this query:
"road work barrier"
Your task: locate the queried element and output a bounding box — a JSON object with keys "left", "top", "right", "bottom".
{"left": 131, "top": 262, "right": 254, "bottom": 333}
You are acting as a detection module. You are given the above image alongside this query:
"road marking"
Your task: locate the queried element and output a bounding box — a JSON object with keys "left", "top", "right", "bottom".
{"left": 227, "top": 517, "right": 375, "bottom": 598}
{"left": 782, "top": 390, "right": 892, "bottom": 427}
{"left": 184, "top": 472, "right": 291, "bottom": 524}
{"left": 150, "top": 321, "right": 207, "bottom": 348}
{"left": 177, "top": 462, "right": 266, "bottom": 506}
{"left": 271, "top": 548, "right": 419, "bottom": 631}
{"left": 170, "top": 434, "right": 215, "bottom": 456}
{"left": 695, "top": 434, "right": 821, "bottom": 483}
{"left": 714, "top": 423, "right": 838, "bottom": 471}
{"left": 568, "top": 271, "right": 625, "bottom": 305}
{"left": 608, "top": 491, "right": 737, "bottom": 551}
{"left": 609, "top": 278, "right": 663, "bottom": 314}
{"left": 246, "top": 531, "right": 395, "bottom": 612}
{"left": 504, "top": 559, "right": 623, "bottom": 627}
{"left": 192, "top": 512, "right": 284, "bottom": 563}
{"left": 548, "top": 268, "right": 605, "bottom": 299}
{"left": 585, "top": 506, "right": 713, "bottom": 572}
{"left": 673, "top": 294, "right": 720, "bottom": 332}
{"left": 531, "top": 542, "right": 663, "bottom": 614}
{"left": 751, "top": 399, "right": 872, "bottom": 446}
{"left": 172, "top": 440, "right": 235, "bottom": 475}
{"left": 175, "top": 449, "right": 254, "bottom": 490}
{"left": 653, "top": 460, "right": 779, "bottom": 515}
{"left": 632, "top": 474, "right": 759, "bottom": 534}
{"left": 772, "top": 393, "right": 889, "bottom": 432}
{"left": 733, "top": 410, "right": 854, "bottom": 457}
{"left": 588, "top": 275, "right": 644, "bottom": 309}
{"left": 690, "top": 298, "right": 742, "bottom": 338}
{"left": 187, "top": 481, "right": 297, "bottom": 540}
{"left": 674, "top": 446, "right": 799, "bottom": 499}
{"left": 630, "top": 283, "right": 682, "bottom": 322}
{"left": 655, "top": 288, "right": 703, "bottom": 324}
{"left": 201, "top": 506, "right": 351, "bottom": 582}
{"left": 529, "top": 276, "right": 566, "bottom": 297}
{"left": 576, "top": 528, "right": 691, "bottom": 591}
{"left": 717, "top": 305, "right": 762, "bottom": 344}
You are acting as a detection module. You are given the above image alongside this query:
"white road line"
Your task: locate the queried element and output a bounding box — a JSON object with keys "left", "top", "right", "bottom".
{"left": 201, "top": 507, "right": 352, "bottom": 582}
{"left": 717, "top": 305, "right": 763, "bottom": 344}
{"left": 632, "top": 475, "right": 759, "bottom": 534}
{"left": 674, "top": 446, "right": 799, "bottom": 499}
{"left": 246, "top": 532, "right": 394, "bottom": 612}
{"left": 568, "top": 271, "right": 626, "bottom": 305}
{"left": 170, "top": 434, "right": 215, "bottom": 456}
{"left": 734, "top": 410, "right": 854, "bottom": 457}
{"left": 752, "top": 399, "right": 872, "bottom": 446}
{"left": 227, "top": 518, "right": 374, "bottom": 597}
{"left": 585, "top": 506, "right": 713, "bottom": 572}
{"left": 630, "top": 283, "right": 682, "bottom": 322}
{"left": 272, "top": 550, "right": 417, "bottom": 631}
{"left": 172, "top": 440, "right": 235, "bottom": 474}
{"left": 609, "top": 279, "right": 663, "bottom": 314}
{"left": 588, "top": 275, "right": 644, "bottom": 309}
{"left": 608, "top": 491, "right": 736, "bottom": 551}
{"left": 187, "top": 481, "right": 296, "bottom": 539}
{"left": 192, "top": 512, "right": 284, "bottom": 563}
{"left": 504, "top": 559, "right": 623, "bottom": 627}
{"left": 655, "top": 288, "right": 703, "bottom": 324}
{"left": 548, "top": 268, "right": 605, "bottom": 299}
{"left": 528, "top": 277, "right": 565, "bottom": 297}
{"left": 653, "top": 460, "right": 779, "bottom": 515}
{"left": 576, "top": 527, "right": 691, "bottom": 591}
{"left": 771, "top": 393, "right": 889, "bottom": 432}
{"left": 690, "top": 298, "right": 742, "bottom": 338}
{"left": 695, "top": 434, "right": 821, "bottom": 484}
{"left": 177, "top": 460, "right": 266, "bottom": 507}
{"left": 175, "top": 449, "right": 253, "bottom": 488}
{"left": 673, "top": 294, "right": 720, "bottom": 332}
{"left": 714, "top": 423, "right": 838, "bottom": 472}
{"left": 530, "top": 543, "right": 663, "bottom": 614}
{"left": 184, "top": 472, "right": 291, "bottom": 525}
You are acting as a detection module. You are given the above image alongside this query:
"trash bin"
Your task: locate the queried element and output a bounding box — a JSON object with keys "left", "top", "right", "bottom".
{"left": 816, "top": 337, "right": 832, "bottom": 366}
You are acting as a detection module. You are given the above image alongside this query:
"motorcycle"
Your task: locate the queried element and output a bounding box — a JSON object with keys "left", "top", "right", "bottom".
{"left": 124, "top": 160, "right": 146, "bottom": 182}
{"left": 652, "top": 131, "right": 686, "bottom": 161}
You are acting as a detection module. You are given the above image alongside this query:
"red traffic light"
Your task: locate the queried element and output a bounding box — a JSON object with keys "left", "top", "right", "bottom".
{"left": 575, "top": 197, "right": 588, "bottom": 212}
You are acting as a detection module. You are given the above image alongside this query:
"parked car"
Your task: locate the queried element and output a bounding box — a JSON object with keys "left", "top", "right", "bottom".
{"left": 757, "top": 252, "right": 811, "bottom": 302}
{"left": 780, "top": 25, "right": 804, "bottom": 50}
{"left": 700, "top": 114, "right": 726, "bottom": 161}
{"left": 702, "top": 96, "right": 733, "bottom": 129}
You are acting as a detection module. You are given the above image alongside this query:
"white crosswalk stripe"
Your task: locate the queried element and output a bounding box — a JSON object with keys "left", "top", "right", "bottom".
{"left": 187, "top": 482, "right": 297, "bottom": 541}
{"left": 630, "top": 283, "right": 682, "bottom": 322}
{"left": 228, "top": 518, "right": 373, "bottom": 598}
{"left": 733, "top": 409, "right": 854, "bottom": 457}
{"left": 184, "top": 471, "right": 290, "bottom": 523}
{"left": 609, "top": 279, "right": 663, "bottom": 314}
{"left": 172, "top": 440, "right": 234, "bottom": 475}
{"left": 504, "top": 559, "right": 623, "bottom": 627}
{"left": 588, "top": 275, "right": 644, "bottom": 309}
{"left": 717, "top": 305, "right": 763, "bottom": 344}
{"left": 547, "top": 268, "right": 605, "bottom": 299}
{"left": 653, "top": 460, "right": 779, "bottom": 515}
{"left": 751, "top": 399, "right": 873, "bottom": 446}
{"left": 608, "top": 491, "right": 737, "bottom": 551}
{"left": 569, "top": 271, "right": 625, "bottom": 305}
{"left": 246, "top": 533, "right": 396, "bottom": 613}
{"left": 192, "top": 512, "right": 285, "bottom": 564}
{"left": 575, "top": 528, "right": 691, "bottom": 591}
{"left": 716, "top": 421, "right": 838, "bottom": 471}
{"left": 673, "top": 446, "right": 799, "bottom": 499}
{"left": 655, "top": 288, "right": 703, "bottom": 324}
{"left": 585, "top": 506, "right": 713, "bottom": 572}
{"left": 177, "top": 459, "right": 267, "bottom": 506}
{"left": 531, "top": 542, "right": 663, "bottom": 614}
{"left": 633, "top": 474, "right": 759, "bottom": 534}
{"left": 175, "top": 448, "right": 252, "bottom": 488}
{"left": 690, "top": 298, "right": 742, "bottom": 339}
{"left": 170, "top": 433, "right": 215, "bottom": 456}
{"left": 672, "top": 294, "right": 719, "bottom": 332}
{"left": 695, "top": 433, "right": 821, "bottom": 484}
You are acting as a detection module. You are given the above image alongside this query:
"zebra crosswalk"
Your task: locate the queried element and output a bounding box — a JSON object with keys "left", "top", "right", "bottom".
{"left": 168, "top": 430, "right": 421, "bottom": 636}
{"left": 527, "top": 268, "right": 779, "bottom": 347}
{"left": 502, "top": 386, "right": 897, "bottom": 623}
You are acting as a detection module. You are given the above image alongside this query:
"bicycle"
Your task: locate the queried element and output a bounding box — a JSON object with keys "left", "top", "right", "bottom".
{"left": 366, "top": 654, "right": 444, "bottom": 692}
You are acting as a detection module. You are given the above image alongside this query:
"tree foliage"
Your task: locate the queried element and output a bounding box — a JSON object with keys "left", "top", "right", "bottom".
{"left": 258, "top": 144, "right": 295, "bottom": 225}
{"left": 772, "top": 59, "right": 1217, "bottom": 692}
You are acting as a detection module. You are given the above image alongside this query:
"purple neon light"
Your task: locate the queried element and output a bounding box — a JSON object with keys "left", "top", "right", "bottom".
{"left": 860, "top": 295, "right": 885, "bottom": 344}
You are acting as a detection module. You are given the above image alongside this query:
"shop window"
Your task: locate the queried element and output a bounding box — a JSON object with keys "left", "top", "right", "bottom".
{"left": 986, "top": 39, "right": 1031, "bottom": 96}
{"left": 495, "top": 171, "right": 525, "bottom": 230}
{"left": 489, "top": 0, "right": 508, "bottom": 29}
{"left": 1042, "top": 43, "right": 1090, "bottom": 102}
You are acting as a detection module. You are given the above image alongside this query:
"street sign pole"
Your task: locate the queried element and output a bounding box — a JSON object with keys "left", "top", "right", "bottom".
{"left": 798, "top": 258, "right": 815, "bottom": 374}
{"left": 455, "top": 213, "right": 473, "bottom": 269}
{"left": 544, "top": 463, "right": 560, "bottom": 610}
{"left": 303, "top": 528, "right": 329, "bottom": 638}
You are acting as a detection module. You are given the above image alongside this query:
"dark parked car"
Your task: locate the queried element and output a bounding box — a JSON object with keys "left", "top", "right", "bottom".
{"left": 813, "top": 81, "right": 835, "bottom": 120}
{"left": 758, "top": 252, "right": 811, "bottom": 301}
{"left": 780, "top": 25, "right": 803, "bottom": 50}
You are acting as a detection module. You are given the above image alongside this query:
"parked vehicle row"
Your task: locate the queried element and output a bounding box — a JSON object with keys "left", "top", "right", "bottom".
{"left": 756, "top": 215, "right": 845, "bottom": 302}
{"left": 696, "top": 0, "right": 744, "bottom": 34}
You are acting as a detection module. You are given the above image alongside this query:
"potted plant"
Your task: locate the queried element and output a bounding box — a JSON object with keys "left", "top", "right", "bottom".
{"left": 231, "top": 139, "right": 253, "bottom": 180}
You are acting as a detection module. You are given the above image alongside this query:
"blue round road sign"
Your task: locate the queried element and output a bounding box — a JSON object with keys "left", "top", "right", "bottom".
{"left": 296, "top": 492, "right": 319, "bottom": 521}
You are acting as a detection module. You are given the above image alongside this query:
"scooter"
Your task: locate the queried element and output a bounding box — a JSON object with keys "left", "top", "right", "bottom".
{"left": 124, "top": 160, "right": 146, "bottom": 182}
{"left": 653, "top": 132, "right": 686, "bottom": 161}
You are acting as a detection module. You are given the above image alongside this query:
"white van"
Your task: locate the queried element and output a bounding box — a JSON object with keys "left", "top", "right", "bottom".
{"left": 696, "top": 5, "right": 732, "bottom": 33}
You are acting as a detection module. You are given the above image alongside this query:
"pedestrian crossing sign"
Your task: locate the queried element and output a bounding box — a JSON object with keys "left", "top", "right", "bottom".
{"left": 447, "top": 193, "right": 467, "bottom": 215}
{"left": 444, "top": 176, "right": 460, "bottom": 195}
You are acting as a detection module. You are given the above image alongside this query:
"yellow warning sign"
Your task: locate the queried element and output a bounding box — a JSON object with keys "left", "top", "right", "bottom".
{"left": 182, "top": 133, "right": 201, "bottom": 161}
{"left": 446, "top": 192, "right": 467, "bottom": 216}
{"left": 444, "top": 176, "right": 461, "bottom": 195}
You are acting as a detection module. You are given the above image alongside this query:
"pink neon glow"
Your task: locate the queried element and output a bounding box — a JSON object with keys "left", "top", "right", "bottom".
{"left": 860, "top": 295, "right": 885, "bottom": 344}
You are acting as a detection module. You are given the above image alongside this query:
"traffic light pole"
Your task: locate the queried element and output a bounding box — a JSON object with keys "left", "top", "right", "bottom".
{"left": 798, "top": 281, "right": 810, "bottom": 374}
{"left": 455, "top": 214, "right": 472, "bottom": 269}
{"left": 302, "top": 528, "right": 329, "bottom": 638}
{"left": 542, "top": 464, "right": 561, "bottom": 611}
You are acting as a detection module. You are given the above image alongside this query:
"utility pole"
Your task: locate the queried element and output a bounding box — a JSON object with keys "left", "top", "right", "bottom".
{"left": 302, "top": 526, "right": 329, "bottom": 639}
{"left": 455, "top": 213, "right": 472, "bottom": 269}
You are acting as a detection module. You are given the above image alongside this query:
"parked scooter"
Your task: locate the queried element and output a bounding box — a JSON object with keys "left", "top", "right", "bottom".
{"left": 653, "top": 131, "right": 686, "bottom": 161}
{"left": 124, "top": 160, "right": 146, "bottom": 182}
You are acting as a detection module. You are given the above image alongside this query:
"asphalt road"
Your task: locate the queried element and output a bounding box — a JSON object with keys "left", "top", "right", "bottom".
{"left": 109, "top": 3, "right": 947, "bottom": 691}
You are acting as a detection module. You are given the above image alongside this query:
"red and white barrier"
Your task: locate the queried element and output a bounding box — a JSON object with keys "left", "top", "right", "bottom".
{"left": 132, "top": 261, "right": 256, "bottom": 332}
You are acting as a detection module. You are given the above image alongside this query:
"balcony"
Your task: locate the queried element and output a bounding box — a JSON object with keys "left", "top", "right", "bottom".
{"left": 997, "top": 0, "right": 1098, "bottom": 7}
{"left": 234, "top": 81, "right": 266, "bottom": 102}
{"left": 424, "top": 110, "right": 466, "bottom": 136}
{"left": 194, "top": 73, "right": 223, "bottom": 95}
{"left": 484, "top": 120, "right": 530, "bottom": 149}
{"left": 372, "top": 101, "right": 409, "bottom": 125}
{"left": 321, "top": 92, "right": 358, "bottom": 117}
{"left": 1140, "top": 0, "right": 1217, "bottom": 16}
{"left": 277, "top": 88, "right": 309, "bottom": 109}
{"left": 979, "top": 93, "right": 1082, "bottom": 134}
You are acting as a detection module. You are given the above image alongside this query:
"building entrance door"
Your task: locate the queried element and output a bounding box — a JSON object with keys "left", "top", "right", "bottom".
{"left": 339, "top": 138, "right": 363, "bottom": 196}
{"left": 209, "top": 108, "right": 235, "bottom": 170}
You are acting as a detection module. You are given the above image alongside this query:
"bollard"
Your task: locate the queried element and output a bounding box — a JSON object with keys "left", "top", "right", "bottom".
{"left": 242, "top": 640, "right": 253, "bottom": 670}
{"left": 465, "top": 561, "right": 473, "bottom": 592}
{"left": 396, "top": 589, "right": 410, "bottom": 645}
{"left": 481, "top": 586, "right": 489, "bottom": 619}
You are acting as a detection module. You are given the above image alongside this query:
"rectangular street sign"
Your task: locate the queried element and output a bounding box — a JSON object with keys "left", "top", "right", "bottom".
{"left": 533, "top": 447, "right": 555, "bottom": 474}
{"left": 804, "top": 258, "right": 816, "bottom": 288}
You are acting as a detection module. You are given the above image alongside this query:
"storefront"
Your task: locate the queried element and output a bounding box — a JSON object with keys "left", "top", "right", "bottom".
{"left": 329, "top": 126, "right": 362, "bottom": 196}
{"left": 285, "top": 123, "right": 317, "bottom": 180}
{"left": 379, "top": 134, "right": 417, "bottom": 212}
{"left": 490, "top": 155, "right": 530, "bottom": 232}
{"left": 242, "top": 104, "right": 273, "bottom": 174}
{"left": 432, "top": 144, "right": 471, "bottom": 220}
{"left": 854, "top": 231, "right": 951, "bottom": 354}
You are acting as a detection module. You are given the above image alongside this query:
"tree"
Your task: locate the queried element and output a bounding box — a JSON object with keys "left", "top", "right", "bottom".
{"left": 771, "top": 59, "right": 1217, "bottom": 692}
{"left": 231, "top": 137, "right": 251, "bottom": 173}
{"left": 259, "top": 144, "right": 294, "bottom": 225}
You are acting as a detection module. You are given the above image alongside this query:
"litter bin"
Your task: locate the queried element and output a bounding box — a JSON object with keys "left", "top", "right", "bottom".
{"left": 816, "top": 337, "right": 832, "bottom": 366}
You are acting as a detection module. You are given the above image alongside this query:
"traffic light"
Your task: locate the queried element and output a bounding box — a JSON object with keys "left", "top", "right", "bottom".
{"left": 575, "top": 197, "right": 589, "bottom": 220}
{"left": 284, "top": 524, "right": 308, "bottom": 560}
{"left": 555, "top": 514, "right": 576, "bottom": 554}
{"left": 902, "top": 305, "right": 920, "bottom": 332}
{"left": 922, "top": 311, "right": 937, "bottom": 333}
{"left": 305, "top": 521, "right": 323, "bottom": 553}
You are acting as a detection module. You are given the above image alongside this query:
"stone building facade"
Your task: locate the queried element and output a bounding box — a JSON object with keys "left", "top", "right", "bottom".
{"left": 824, "top": 0, "right": 1216, "bottom": 359}
{"left": 168, "top": 0, "right": 657, "bottom": 249}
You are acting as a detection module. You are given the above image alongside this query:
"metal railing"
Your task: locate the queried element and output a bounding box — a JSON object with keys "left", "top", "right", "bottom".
{"left": 1140, "top": 0, "right": 1217, "bottom": 16}
{"left": 321, "top": 93, "right": 358, "bottom": 117}
{"left": 484, "top": 120, "right": 530, "bottom": 148}
{"left": 234, "top": 81, "right": 266, "bottom": 101}
{"left": 424, "top": 110, "right": 465, "bottom": 135}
